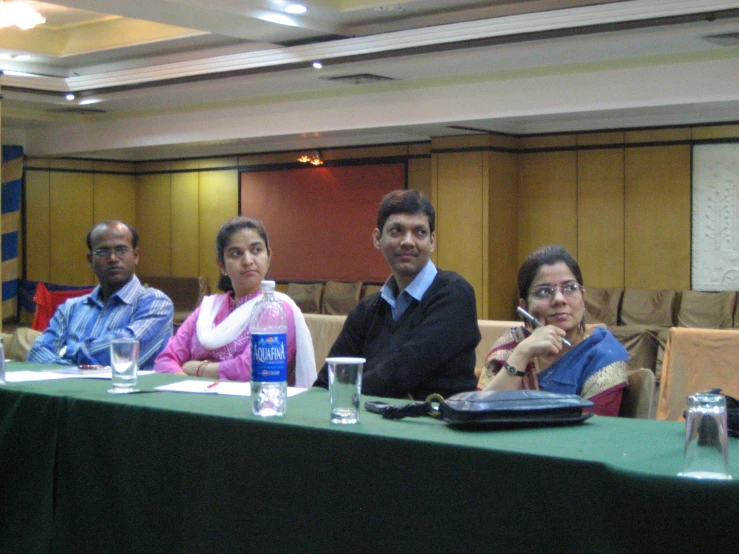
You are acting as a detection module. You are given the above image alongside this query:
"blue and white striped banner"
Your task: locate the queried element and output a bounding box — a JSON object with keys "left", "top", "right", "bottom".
{"left": 2, "top": 145, "right": 23, "bottom": 321}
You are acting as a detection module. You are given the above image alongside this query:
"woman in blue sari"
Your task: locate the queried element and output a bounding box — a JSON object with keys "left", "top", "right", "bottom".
{"left": 478, "top": 245, "right": 628, "bottom": 416}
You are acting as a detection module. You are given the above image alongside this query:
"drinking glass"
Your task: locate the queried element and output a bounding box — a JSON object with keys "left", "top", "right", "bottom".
{"left": 327, "top": 357, "right": 365, "bottom": 424}
{"left": 678, "top": 393, "right": 732, "bottom": 480}
{"left": 109, "top": 338, "right": 140, "bottom": 394}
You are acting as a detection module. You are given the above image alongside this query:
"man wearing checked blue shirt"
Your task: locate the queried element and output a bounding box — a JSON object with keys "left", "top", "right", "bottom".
{"left": 314, "top": 190, "right": 481, "bottom": 399}
{"left": 28, "top": 220, "right": 174, "bottom": 370}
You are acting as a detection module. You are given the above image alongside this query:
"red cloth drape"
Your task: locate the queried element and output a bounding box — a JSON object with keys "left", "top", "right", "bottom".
{"left": 32, "top": 283, "right": 94, "bottom": 331}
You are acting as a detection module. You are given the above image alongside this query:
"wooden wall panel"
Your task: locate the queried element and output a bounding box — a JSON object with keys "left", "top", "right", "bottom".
{"left": 199, "top": 169, "right": 238, "bottom": 294}
{"left": 23, "top": 134, "right": 723, "bottom": 311}
{"left": 488, "top": 150, "right": 519, "bottom": 319}
{"left": 518, "top": 151, "right": 578, "bottom": 264}
{"left": 24, "top": 170, "right": 51, "bottom": 282}
{"left": 93, "top": 173, "right": 136, "bottom": 228}
{"left": 624, "top": 145, "right": 691, "bottom": 289}
{"left": 135, "top": 173, "right": 171, "bottom": 277}
{"left": 626, "top": 128, "right": 691, "bottom": 144}
{"left": 408, "top": 157, "right": 431, "bottom": 200}
{"left": 49, "top": 172, "right": 94, "bottom": 285}
{"left": 199, "top": 157, "right": 236, "bottom": 170}
{"left": 692, "top": 124, "right": 739, "bottom": 140}
{"left": 171, "top": 171, "right": 200, "bottom": 278}
{"left": 520, "top": 134, "right": 576, "bottom": 150}
{"left": 49, "top": 159, "right": 93, "bottom": 172}
{"left": 577, "top": 149, "right": 625, "bottom": 288}
{"left": 577, "top": 132, "right": 624, "bottom": 147}
{"left": 434, "top": 151, "right": 487, "bottom": 317}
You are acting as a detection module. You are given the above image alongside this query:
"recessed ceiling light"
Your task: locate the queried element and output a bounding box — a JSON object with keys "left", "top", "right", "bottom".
{"left": 1, "top": 69, "right": 38, "bottom": 77}
{"left": 65, "top": 93, "right": 75, "bottom": 101}
{"left": 312, "top": 61, "right": 322, "bottom": 69}
{"left": 285, "top": 3, "right": 307, "bottom": 14}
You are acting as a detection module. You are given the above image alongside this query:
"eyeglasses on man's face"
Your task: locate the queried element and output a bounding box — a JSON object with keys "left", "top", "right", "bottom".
{"left": 91, "top": 246, "right": 132, "bottom": 258}
{"left": 530, "top": 282, "right": 583, "bottom": 300}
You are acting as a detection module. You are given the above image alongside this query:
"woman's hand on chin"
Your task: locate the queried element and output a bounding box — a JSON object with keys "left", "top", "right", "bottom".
{"left": 520, "top": 325, "right": 566, "bottom": 358}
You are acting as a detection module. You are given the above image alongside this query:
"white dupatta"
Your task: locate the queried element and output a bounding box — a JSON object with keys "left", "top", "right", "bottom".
{"left": 196, "top": 292, "right": 316, "bottom": 388}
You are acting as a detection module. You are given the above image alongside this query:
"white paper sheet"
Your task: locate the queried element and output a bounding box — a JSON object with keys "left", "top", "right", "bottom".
{"left": 4, "top": 371, "right": 75, "bottom": 382}
{"left": 52, "top": 368, "right": 155, "bottom": 380}
{"left": 2, "top": 369, "right": 157, "bottom": 382}
{"left": 154, "top": 379, "right": 307, "bottom": 397}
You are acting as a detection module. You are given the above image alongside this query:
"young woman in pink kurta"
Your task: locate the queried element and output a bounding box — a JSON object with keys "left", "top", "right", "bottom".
{"left": 154, "top": 216, "right": 316, "bottom": 386}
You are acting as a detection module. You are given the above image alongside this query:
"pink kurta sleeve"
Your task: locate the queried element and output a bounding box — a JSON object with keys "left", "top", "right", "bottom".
{"left": 217, "top": 299, "right": 297, "bottom": 382}
{"left": 153, "top": 306, "right": 201, "bottom": 373}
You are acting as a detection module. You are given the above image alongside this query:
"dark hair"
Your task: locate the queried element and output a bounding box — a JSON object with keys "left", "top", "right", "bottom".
{"left": 517, "top": 245, "right": 583, "bottom": 300}
{"left": 86, "top": 221, "right": 139, "bottom": 250}
{"left": 376, "top": 190, "right": 435, "bottom": 234}
{"left": 216, "top": 216, "right": 270, "bottom": 292}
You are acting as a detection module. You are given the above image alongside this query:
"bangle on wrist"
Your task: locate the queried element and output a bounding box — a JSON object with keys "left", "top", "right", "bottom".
{"left": 196, "top": 360, "right": 209, "bottom": 377}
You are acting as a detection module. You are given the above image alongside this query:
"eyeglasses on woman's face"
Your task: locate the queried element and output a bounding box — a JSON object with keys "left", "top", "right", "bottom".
{"left": 529, "top": 282, "right": 583, "bottom": 301}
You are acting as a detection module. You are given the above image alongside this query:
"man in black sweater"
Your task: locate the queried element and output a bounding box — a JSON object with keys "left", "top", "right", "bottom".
{"left": 314, "top": 190, "right": 481, "bottom": 399}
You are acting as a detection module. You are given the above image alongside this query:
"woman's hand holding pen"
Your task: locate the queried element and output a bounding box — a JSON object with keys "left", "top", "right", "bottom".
{"left": 519, "top": 325, "right": 567, "bottom": 358}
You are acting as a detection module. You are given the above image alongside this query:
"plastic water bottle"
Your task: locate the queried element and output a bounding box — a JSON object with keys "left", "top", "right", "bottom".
{"left": 250, "top": 280, "right": 287, "bottom": 417}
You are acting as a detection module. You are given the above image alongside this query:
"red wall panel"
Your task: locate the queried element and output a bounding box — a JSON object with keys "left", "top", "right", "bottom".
{"left": 240, "top": 163, "right": 405, "bottom": 282}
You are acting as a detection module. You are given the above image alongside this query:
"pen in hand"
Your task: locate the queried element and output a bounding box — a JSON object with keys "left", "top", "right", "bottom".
{"left": 516, "top": 306, "right": 572, "bottom": 347}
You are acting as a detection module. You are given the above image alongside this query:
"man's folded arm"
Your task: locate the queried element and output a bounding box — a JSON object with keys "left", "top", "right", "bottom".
{"left": 27, "top": 304, "right": 74, "bottom": 366}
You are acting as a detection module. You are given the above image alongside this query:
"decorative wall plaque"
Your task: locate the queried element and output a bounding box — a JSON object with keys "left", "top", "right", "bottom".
{"left": 692, "top": 144, "right": 739, "bottom": 290}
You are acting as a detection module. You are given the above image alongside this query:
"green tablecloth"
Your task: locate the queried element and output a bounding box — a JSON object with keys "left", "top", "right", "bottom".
{"left": 1, "top": 362, "right": 738, "bottom": 553}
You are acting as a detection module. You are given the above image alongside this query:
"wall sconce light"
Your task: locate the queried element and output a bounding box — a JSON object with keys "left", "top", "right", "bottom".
{"left": 297, "top": 151, "right": 323, "bottom": 166}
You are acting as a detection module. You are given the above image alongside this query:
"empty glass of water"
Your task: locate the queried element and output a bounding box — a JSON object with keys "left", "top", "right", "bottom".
{"left": 327, "top": 357, "right": 365, "bottom": 424}
{"left": 679, "top": 393, "right": 732, "bottom": 480}
{"left": 109, "top": 338, "right": 140, "bottom": 394}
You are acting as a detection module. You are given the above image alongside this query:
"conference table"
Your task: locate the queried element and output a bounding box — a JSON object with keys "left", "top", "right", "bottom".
{"left": 1, "top": 363, "right": 738, "bottom": 554}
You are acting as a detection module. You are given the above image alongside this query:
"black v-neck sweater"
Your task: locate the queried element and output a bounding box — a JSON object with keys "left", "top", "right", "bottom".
{"left": 314, "top": 270, "right": 481, "bottom": 399}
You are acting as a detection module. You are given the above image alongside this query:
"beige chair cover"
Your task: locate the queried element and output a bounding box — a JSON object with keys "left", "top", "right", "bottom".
{"left": 619, "top": 368, "right": 655, "bottom": 419}
{"left": 286, "top": 282, "right": 323, "bottom": 314}
{"left": 362, "top": 284, "right": 383, "bottom": 299}
{"left": 677, "top": 290, "right": 735, "bottom": 329}
{"left": 584, "top": 287, "right": 622, "bottom": 326}
{"left": 657, "top": 327, "right": 739, "bottom": 420}
{"left": 619, "top": 288, "right": 677, "bottom": 326}
{"left": 303, "top": 313, "right": 347, "bottom": 370}
{"left": 5, "top": 327, "right": 42, "bottom": 361}
{"left": 321, "top": 281, "right": 362, "bottom": 315}
{"left": 608, "top": 324, "right": 661, "bottom": 375}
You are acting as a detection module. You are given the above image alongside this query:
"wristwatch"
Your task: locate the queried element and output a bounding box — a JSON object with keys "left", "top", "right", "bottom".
{"left": 504, "top": 362, "right": 525, "bottom": 377}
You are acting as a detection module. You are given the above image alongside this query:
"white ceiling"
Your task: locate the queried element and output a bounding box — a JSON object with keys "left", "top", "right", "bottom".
{"left": 1, "top": 0, "right": 739, "bottom": 160}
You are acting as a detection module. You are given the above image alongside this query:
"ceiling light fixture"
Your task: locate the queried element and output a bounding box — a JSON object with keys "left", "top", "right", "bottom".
{"left": 65, "top": 93, "right": 75, "bottom": 101}
{"left": 1, "top": 69, "right": 38, "bottom": 77}
{"left": 297, "top": 151, "right": 323, "bottom": 166}
{"left": 0, "top": 1, "right": 46, "bottom": 30}
{"left": 285, "top": 3, "right": 307, "bottom": 15}
{"left": 312, "top": 61, "right": 322, "bottom": 69}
